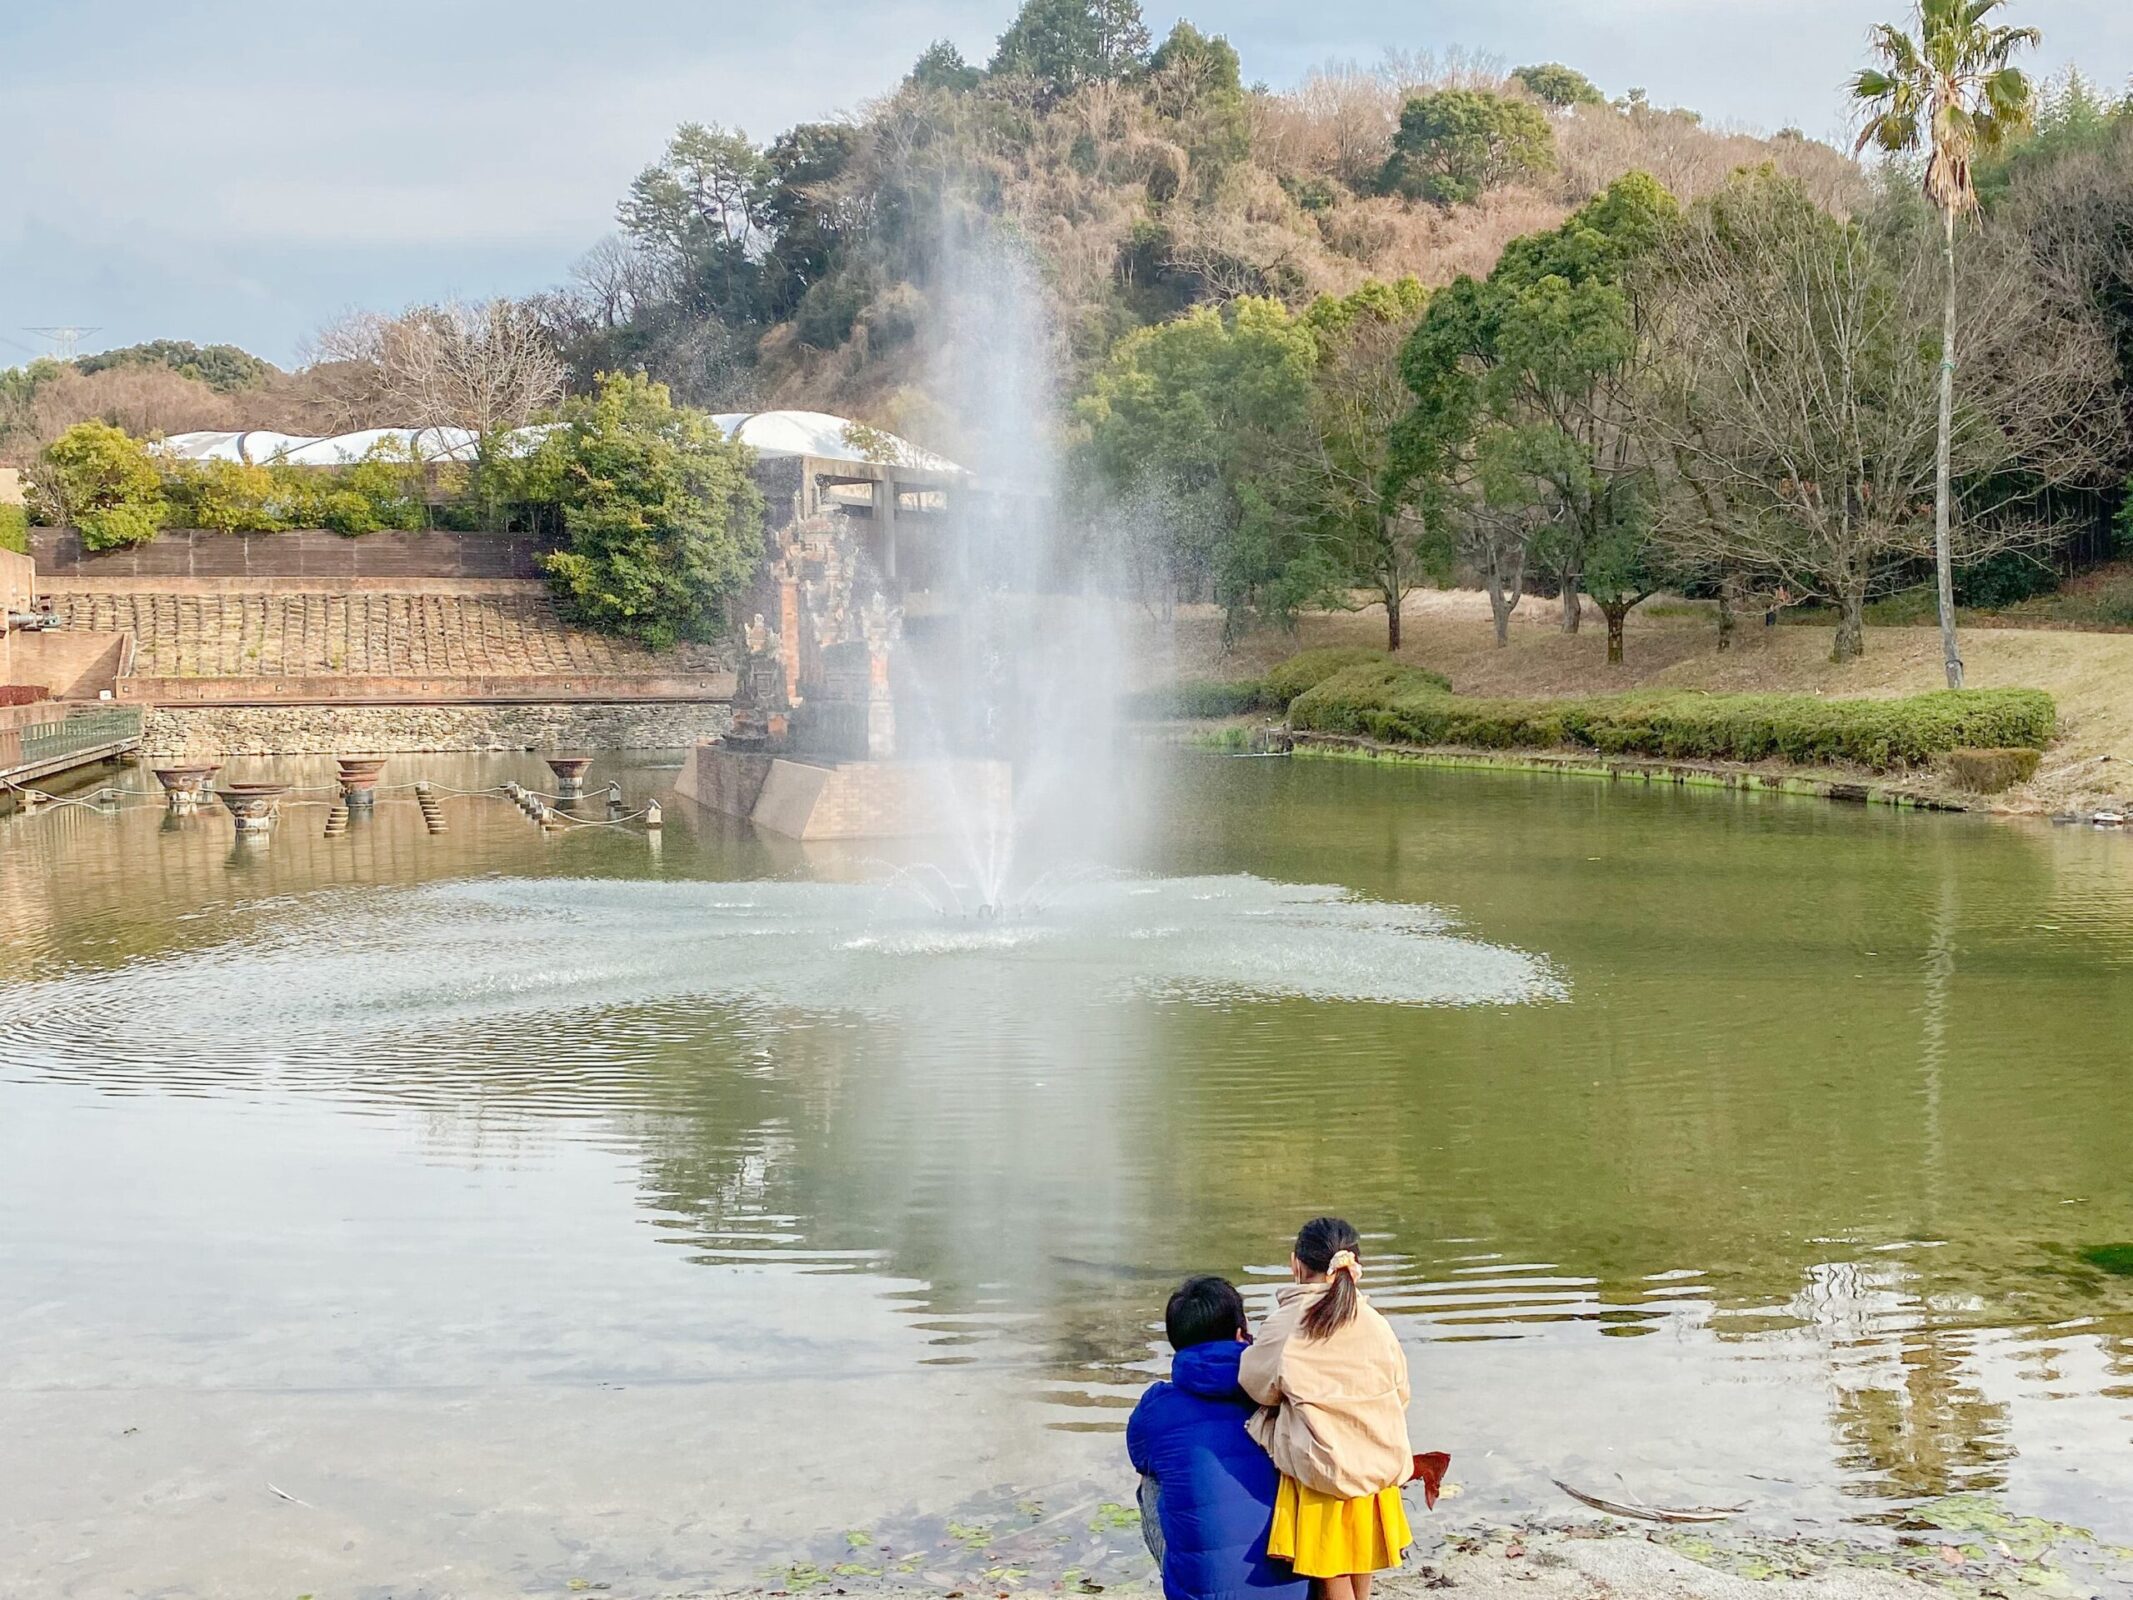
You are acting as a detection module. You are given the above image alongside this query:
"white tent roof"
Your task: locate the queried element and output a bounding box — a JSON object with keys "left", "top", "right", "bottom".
{"left": 158, "top": 427, "right": 487, "bottom": 466}
{"left": 158, "top": 411, "right": 958, "bottom": 474}
{"left": 709, "top": 410, "right": 961, "bottom": 474}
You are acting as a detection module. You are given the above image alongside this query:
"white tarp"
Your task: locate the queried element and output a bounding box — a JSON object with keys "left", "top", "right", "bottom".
{"left": 159, "top": 411, "right": 958, "bottom": 473}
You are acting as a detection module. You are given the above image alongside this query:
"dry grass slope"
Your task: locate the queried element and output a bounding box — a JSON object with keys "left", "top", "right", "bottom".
{"left": 1144, "top": 590, "right": 2133, "bottom": 812}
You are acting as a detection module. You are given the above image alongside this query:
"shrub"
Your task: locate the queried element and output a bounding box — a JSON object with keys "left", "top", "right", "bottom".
{"left": 533, "top": 373, "right": 763, "bottom": 649}
{"left": 1122, "top": 679, "right": 1269, "bottom": 719}
{"left": 1287, "top": 661, "right": 2055, "bottom": 771}
{"left": 317, "top": 489, "right": 383, "bottom": 537}
{"left": 1268, "top": 651, "right": 1449, "bottom": 708}
{"left": 172, "top": 458, "right": 286, "bottom": 533}
{"left": 1261, "top": 648, "right": 1440, "bottom": 706}
{"left": 29, "top": 420, "right": 168, "bottom": 550}
{"left": 338, "top": 443, "right": 430, "bottom": 533}
{"left": 0, "top": 502, "right": 26, "bottom": 555}
{"left": 78, "top": 501, "right": 166, "bottom": 551}
{"left": 1954, "top": 551, "right": 2059, "bottom": 609}
{"left": 1942, "top": 747, "right": 2043, "bottom": 794}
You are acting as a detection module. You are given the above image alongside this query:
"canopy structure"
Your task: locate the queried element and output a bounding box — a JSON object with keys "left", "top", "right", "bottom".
{"left": 158, "top": 427, "right": 486, "bottom": 466}
{"left": 159, "top": 411, "right": 959, "bottom": 474}
{"left": 708, "top": 411, "right": 961, "bottom": 474}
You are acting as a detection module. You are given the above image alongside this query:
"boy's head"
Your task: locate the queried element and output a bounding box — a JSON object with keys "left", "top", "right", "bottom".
{"left": 1165, "top": 1274, "right": 1248, "bottom": 1351}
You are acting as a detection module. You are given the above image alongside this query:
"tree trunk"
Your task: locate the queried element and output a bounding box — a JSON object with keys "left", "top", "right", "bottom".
{"left": 1717, "top": 570, "right": 1740, "bottom": 653}
{"left": 1559, "top": 575, "right": 1582, "bottom": 633}
{"left": 1384, "top": 584, "right": 1402, "bottom": 652}
{"left": 1603, "top": 601, "right": 1629, "bottom": 665}
{"left": 1485, "top": 569, "right": 1513, "bottom": 646}
{"left": 1831, "top": 580, "right": 1866, "bottom": 664}
{"left": 1934, "top": 204, "right": 1964, "bottom": 690}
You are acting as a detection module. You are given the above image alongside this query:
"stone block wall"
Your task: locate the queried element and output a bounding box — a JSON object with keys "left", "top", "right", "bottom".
{"left": 144, "top": 701, "right": 733, "bottom": 757}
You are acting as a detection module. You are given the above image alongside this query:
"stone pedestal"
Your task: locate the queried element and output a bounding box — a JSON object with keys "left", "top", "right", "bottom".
{"left": 545, "top": 757, "right": 594, "bottom": 798}
{"left": 674, "top": 741, "right": 1011, "bottom": 842}
{"left": 217, "top": 782, "right": 291, "bottom": 834}
{"left": 152, "top": 762, "right": 221, "bottom": 813}
{"left": 335, "top": 756, "right": 388, "bottom": 808}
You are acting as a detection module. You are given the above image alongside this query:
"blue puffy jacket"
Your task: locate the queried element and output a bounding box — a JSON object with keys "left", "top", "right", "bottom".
{"left": 1126, "top": 1341, "right": 1309, "bottom": 1600}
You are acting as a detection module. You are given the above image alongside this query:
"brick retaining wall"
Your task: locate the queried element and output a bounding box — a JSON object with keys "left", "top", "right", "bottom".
{"left": 32, "top": 527, "right": 557, "bottom": 579}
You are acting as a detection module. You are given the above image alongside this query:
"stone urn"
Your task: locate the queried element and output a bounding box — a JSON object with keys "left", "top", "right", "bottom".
{"left": 335, "top": 756, "right": 389, "bottom": 808}
{"left": 217, "top": 781, "right": 291, "bottom": 834}
{"left": 544, "top": 756, "right": 594, "bottom": 798}
{"left": 151, "top": 762, "right": 222, "bottom": 812}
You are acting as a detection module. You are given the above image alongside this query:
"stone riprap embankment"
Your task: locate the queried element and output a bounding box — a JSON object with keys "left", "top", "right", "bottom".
{"left": 143, "top": 702, "right": 733, "bottom": 757}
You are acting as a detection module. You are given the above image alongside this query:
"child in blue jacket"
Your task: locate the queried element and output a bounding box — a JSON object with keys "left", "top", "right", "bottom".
{"left": 1127, "top": 1276, "right": 1310, "bottom": 1600}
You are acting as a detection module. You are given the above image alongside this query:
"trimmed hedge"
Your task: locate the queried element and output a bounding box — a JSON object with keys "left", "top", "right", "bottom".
{"left": 1288, "top": 662, "right": 2055, "bottom": 772}
{"left": 1123, "top": 679, "right": 1272, "bottom": 719}
{"left": 1942, "top": 747, "right": 2043, "bottom": 794}
{"left": 1122, "top": 650, "right": 1455, "bottom": 722}
{"left": 1262, "top": 648, "right": 1449, "bottom": 706}
{"left": 0, "top": 502, "right": 27, "bottom": 555}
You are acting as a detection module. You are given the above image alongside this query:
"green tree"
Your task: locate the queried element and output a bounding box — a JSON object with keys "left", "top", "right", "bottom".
{"left": 76, "top": 339, "right": 273, "bottom": 392}
{"left": 907, "top": 39, "right": 982, "bottom": 94}
{"left": 1147, "top": 21, "right": 1240, "bottom": 107}
{"left": 1286, "top": 280, "right": 1436, "bottom": 649}
{"left": 761, "top": 122, "right": 864, "bottom": 321}
{"left": 619, "top": 123, "right": 775, "bottom": 326}
{"left": 989, "top": 0, "right": 1152, "bottom": 100}
{"left": 533, "top": 373, "right": 764, "bottom": 649}
{"left": 1581, "top": 504, "right": 1666, "bottom": 664}
{"left": 1075, "top": 299, "right": 1318, "bottom": 632}
{"left": 1396, "top": 175, "right": 1681, "bottom": 647}
{"left": 28, "top": 421, "right": 168, "bottom": 550}
{"left": 1853, "top": 0, "right": 2041, "bottom": 688}
{"left": 1382, "top": 89, "right": 1557, "bottom": 205}
{"left": 1146, "top": 22, "right": 1249, "bottom": 184}
{"left": 1512, "top": 63, "right": 1605, "bottom": 108}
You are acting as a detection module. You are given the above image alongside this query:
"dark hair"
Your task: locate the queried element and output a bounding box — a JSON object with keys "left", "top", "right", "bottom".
{"left": 1166, "top": 1274, "right": 1248, "bottom": 1351}
{"left": 1295, "top": 1216, "right": 1363, "bottom": 1340}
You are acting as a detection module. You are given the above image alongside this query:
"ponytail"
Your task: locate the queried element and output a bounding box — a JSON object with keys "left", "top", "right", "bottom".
{"left": 1294, "top": 1216, "right": 1363, "bottom": 1340}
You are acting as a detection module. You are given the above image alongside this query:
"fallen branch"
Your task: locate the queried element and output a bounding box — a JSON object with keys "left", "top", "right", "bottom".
{"left": 1550, "top": 1479, "right": 1742, "bottom": 1524}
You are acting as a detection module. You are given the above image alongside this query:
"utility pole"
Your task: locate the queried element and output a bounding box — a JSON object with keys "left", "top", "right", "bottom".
{"left": 24, "top": 326, "right": 100, "bottom": 362}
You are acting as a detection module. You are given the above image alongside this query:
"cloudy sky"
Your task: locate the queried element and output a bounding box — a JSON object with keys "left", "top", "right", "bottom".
{"left": 3, "top": 0, "right": 2130, "bottom": 367}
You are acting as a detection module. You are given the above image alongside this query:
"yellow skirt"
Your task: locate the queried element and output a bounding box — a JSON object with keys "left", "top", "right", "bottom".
{"left": 1266, "top": 1475, "right": 1413, "bottom": 1578}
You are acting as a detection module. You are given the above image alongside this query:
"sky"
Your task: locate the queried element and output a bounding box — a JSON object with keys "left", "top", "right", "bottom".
{"left": 3, "top": 0, "right": 2131, "bottom": 368}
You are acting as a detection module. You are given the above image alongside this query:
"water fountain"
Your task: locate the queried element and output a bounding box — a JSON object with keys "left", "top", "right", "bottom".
{"left": 675, "top": 504, "right": 1014, "bottom": 847}
{"left": 677, "top": 231, "right": 1135, "bottom": 917}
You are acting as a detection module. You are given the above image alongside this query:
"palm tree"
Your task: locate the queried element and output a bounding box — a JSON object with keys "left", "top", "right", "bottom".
{"left": 1852, "top": 0, "right": 2039, "bottom": 690}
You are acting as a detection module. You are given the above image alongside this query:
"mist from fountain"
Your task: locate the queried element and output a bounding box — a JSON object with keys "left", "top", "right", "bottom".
{"left": 888, "top": 227, "right": 1148, "bottom": 913}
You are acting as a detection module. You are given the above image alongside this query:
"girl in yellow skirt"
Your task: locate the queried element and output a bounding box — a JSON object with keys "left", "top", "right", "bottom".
{"left": 1240, "top": 1218, "right": 1414, "bottom": 1600}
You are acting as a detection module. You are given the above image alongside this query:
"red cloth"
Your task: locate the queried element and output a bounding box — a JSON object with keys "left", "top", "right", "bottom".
{"left": 1412, "top": 1452, "right": 1451, "bottom": 1510}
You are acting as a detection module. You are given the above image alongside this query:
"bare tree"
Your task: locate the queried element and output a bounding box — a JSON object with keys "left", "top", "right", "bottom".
{"left": 1639, "top": 174, "right": 2116, "bottom": 662}
{"left": 312, "top": 297, "right": 566, "bottom": 440}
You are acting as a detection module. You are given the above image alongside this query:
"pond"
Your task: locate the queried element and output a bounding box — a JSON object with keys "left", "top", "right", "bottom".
{"left": 3, "top": 750, "right": 2131, "bottom": 1597}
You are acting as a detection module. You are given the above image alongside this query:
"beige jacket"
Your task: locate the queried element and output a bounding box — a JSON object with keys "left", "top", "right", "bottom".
{"left": 1240, "top": 1282, "right": 1413, "bottom": 1499}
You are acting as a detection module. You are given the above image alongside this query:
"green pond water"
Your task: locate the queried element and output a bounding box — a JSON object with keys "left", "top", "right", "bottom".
{"left": 3, "top": 750, "right": 2131, "bottom": 1598}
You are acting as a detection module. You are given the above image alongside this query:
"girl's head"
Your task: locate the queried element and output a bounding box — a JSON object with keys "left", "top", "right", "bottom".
{"left": 1291, "top": 1216, "right": 1363, "bottom": 1339}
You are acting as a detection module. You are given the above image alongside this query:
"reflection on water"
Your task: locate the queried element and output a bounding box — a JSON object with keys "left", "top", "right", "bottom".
{"left": 3, "top": 751, "right": 2132, "bottom": 1596}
